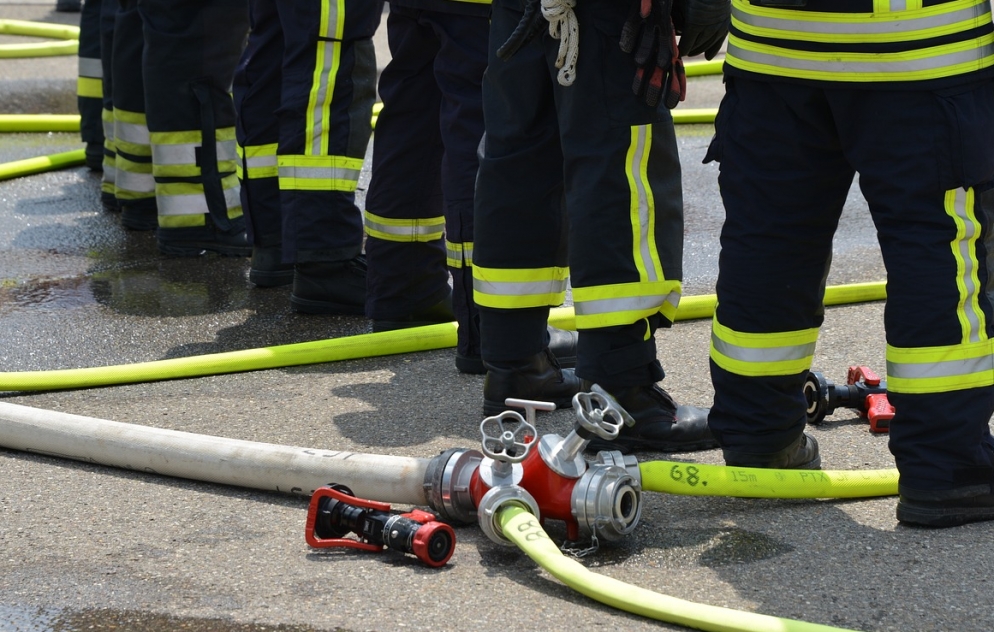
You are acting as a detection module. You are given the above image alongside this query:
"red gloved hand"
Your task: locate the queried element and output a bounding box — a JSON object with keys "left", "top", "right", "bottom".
{"left": 620, "top": 0, "right": 686, "bottom": 109}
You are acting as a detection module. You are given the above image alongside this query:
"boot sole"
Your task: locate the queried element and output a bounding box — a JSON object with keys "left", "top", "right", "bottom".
{"left": 249, "top": 268, "right": 294, "bottom": 287}
{"left": 896, "top": 500, "right": 994, "bottom": 528}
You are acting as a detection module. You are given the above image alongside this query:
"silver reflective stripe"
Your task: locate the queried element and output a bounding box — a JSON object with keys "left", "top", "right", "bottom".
{"left": 78, "top": 57, "right": 102, "bottom": 78}
{"left": 711, "top": 335, "right": 817, "bottom": 364}
{"left": 888, "top": 354, "right": 994, "bottom": 379}
{"left": 950, "top": 188, "right": 984, "bottom": 343}
{"left": 310, "top": 39, "right": 335, "bottom": 155}
{"left": 152, "top": 140, "right": 237, "bottom": 166}
{"left": 474, "top": 278, "right": 569, "bottom": 297}
{"left": 733, "top": 2, "right": 988, "bottom": 37}
{"left": 630, "top": 125, "right": 658, "bottom": 283}
{"left": 365, "top": 216, "right": 443, "bottom": 238}
{"left": 889, "top": 0, "right": 909, "bottom": 10}
{"left": 278, "top": 164, "right": 361, "bottom": 183}
{"left": 115, "top": 121, "right": 150, "bottom": 146}
{"left": 157, "top": 185, "right": 241, "bottom": 216}
{"left": 115, "top": 170, "right": 155, "bottom": 193}
{"left": 103, "top": 164, "right": 116, "bottom": 185}
{"left": 575, "top": 292, "right": 678, "bottom": 316}
{"left": 245, "top": 154, "right": 277, "bottom": 170}
{"left": 102, "top": 118, "right": 114, "bottom": 139}
{"left": 727, "top": 41, "right": 994, "bottom": 75}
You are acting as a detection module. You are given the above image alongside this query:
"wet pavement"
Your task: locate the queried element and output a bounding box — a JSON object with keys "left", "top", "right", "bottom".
{"left": 3, "top": 2, "right": 994, "bottom": 632}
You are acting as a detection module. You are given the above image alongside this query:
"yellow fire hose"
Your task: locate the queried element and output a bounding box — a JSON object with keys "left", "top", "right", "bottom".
{"left": 499, "top": 504, "right": 858, "bottom": 632}
{"left": 640, "top": 461, "right": 898, "bottom": 498}
{"left": 0, "top": 282, "right": 884, "bottom": 392}
{"left": 0, "top": 114, "right": 83, "bottom": 132}
{"left": 0, "top": 19, "right": 79, "bottom": 58}
{"left": 0, "top": 148, "right": 85, "bottom": 182}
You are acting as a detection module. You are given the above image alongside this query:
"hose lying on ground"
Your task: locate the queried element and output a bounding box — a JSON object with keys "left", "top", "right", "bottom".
{"left": 0, "top": 283, "right": 886, "bottom": 392}
{"left": 0, "top": 148, "right": 85, "bottom": 182}
{"left": 498, "top": 504, "right": 858, "bottom": 632}
{"left": 0, "top": 19, "right": 79, "bottom": 58}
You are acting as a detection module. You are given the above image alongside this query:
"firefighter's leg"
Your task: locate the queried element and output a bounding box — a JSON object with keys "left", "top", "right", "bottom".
{"left": 474, "top": 0, "right": 579, "bottom": 415}
{"left": 277, "top": 0, "right": 382, "bottom": 314}
{"left": 234, "top": 0, "right": 293, "bottom": 285}
{"left": 98, "top": 0, "right": 118, "bottom": 211}
{"left": 842, "top": 83, "right": 994, "bottom": 525}
{"left": 111, "top": 0, "right": 157, "bottom": 231}
{"left": 364, "top": 6, "right": 452, "bottom": 329}
{"left": 707, "top": 78, "right": 855, "bottom": 466}
{"left": 77, "top": 0, "right": 104, "bottom": 171}
{"left": 140, "top": 0, "right": 250, "bottom": 256}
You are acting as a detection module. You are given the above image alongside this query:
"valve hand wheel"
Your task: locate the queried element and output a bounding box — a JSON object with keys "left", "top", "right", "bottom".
{"left": 480, "top": 411, "right": 536, "bottom": 463}
{"left": 572, "top": 384, "right": 633, "bottom": 440}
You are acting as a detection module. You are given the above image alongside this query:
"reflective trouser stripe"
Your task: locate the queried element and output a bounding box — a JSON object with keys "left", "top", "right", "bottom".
{"left": 364, "top": 211, "right": 445, "bottom": 242}
{"left": 156, "top": 177, "right": 242, "bottom": 217}
{"left": 473, "top": 266, "right": 569, "bottom": 308}
{"left": 101, "top": 108, "right": 116, "bottom": 192}
{"left": 150, "top": 129, "right": 238, "bottom": 178}
{"left": 236, "top": 143, "right": 278, "bottom": 179}
{"left": 946, "top": 187, "right": 988, "bottom": 344}
{"left": 447, "top": 240, "right": 473, "bottom": 268}
{"left": 887, "top": 340, "right": 994, "bottom": 393}
{"left": 710, "top": 317, "right": 820, "bottom": 377}
{"left": 78, "top": 56, "right": 102, "bottom": 98}
{"left": 277, "top": 154, "right": 363, "bottom": 191}
{"left": 627, "top": 125, "right": 665, "bottom": 283}
{"left": 113, "top": 108, "right": 151, "bottom": 157}
{"left": 572, "top": 281, "right": 682, "bottom": 329}
{"left": 114, "top": 155, "right": 156, "bottom": 199}
{"left": 307, "top": 0, "right": 344, "bottom": 155}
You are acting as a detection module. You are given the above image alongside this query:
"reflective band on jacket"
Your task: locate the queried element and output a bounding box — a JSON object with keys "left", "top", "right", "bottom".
{"left": 236, "top": 143, "right": 278, "bottom": 179}
{"left": 887, "top": 339, "right": 994, "bottom": 393}
{"left": 726, "top": 0, "right": 994, "bottom": 82}
{"left": 710, "top": 316, "right": 820, "bottom": 377}
{"left": 277, "top": 154, "right": 363, "bottom": 191}
{"left": 447, "top": 240, "right": 473, "bottom": 269}
{"left": 473, "top": 266, "right": 569, "bottom": 309}
{"left": 573, "top": 281, "right": 681, "bottom": 329}
{"left": 364, "top": 211, "right": 445, "bottom": 242}
{"left": 156, "top": 177, "right": 241, "bottom": 216}
{"left": 945, "top": 187, "right": 989, "bottom": 345}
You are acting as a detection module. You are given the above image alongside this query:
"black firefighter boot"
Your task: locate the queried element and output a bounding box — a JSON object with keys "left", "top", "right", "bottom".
{"left": 722, "top": 432, "right": 821, "bottom": 470}
{"left": 583, "top": 381, "right": 718, "bottom": 454}
{"left": 483, "top": 348, "right": 581, "bottom": 416}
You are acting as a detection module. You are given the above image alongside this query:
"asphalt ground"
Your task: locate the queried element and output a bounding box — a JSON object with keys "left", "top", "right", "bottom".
{"left": 1, "top": 3, "right": 993, "bottom": 632}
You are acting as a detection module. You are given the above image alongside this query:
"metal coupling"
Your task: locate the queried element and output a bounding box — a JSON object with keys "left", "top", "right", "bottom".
{"left": 424, "top": 447, "right": 483, "bottom": 525}
{"left": 476, "top": 485, "right": 541, "bottom": 546}
{"left": 570, "top": 457, "right": 642, "bottom": 541}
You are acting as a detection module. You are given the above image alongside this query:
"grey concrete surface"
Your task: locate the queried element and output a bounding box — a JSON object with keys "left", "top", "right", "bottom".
{"left": 1, "top": 4, "right": 992, "bottom": 632}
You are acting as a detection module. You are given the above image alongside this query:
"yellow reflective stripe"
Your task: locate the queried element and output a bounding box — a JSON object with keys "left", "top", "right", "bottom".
{"left": 727, "top": 34, "right": 994, "bottom": 82}
{"left": 277, "top": 154, "right": 363, "bottom": 191}
{"left": 101, "top": 109, "right": 114, "bottom": 142}
{"left": 237, "top": 143, "right": 279, "bottom": 179}
{"left": 307, "top": 0, "right": 344, "bottom": 155}
{"left": 572, "top": 281, "right": 681, "bottom": 329}
{"left": 946, "top": 187, "right": 988, "bottom": 344}
{"left": 732, "top": 0, "right": 991, "bottom": 44}
{"left": 114, "top": 155, "right": 155, "bottom": 196}
{"left": 473, "top": 266, "right": 569, "bottom": 309}
{"left": 710, "top": 317, "right": 820, "bottom": 377}
{"left": 114, "top": 108, "right": 151, "bottom": 154}
{"left": 364, "top": 211, "right": 445, "bottom": 242}
{"left": 156, "top": 177, "right": 242, "bottom": 216}
{"left": 887, "top": 339, "right": 994, "bottom": 393}
{"left": 77, "top": 76, "right": 102, "bottom": 99}
{"left": 159, "top": 213, "right": 205, "bottom": 228}
{"left": 447, "top": 240, "right": 474, "bottom": 268}
{"left": 626, "top": 125, "right": 665, "bottom": 283}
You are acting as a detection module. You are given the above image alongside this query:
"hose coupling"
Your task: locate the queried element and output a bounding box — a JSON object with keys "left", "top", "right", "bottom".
{"left": 571, "top": 452, "right": 643, "bottom": 541}
{"left": 477, "top": 485, "right": 541, "bottom": 546}
{"left": 424, "top": 447, "right": 483, "bottom": 525}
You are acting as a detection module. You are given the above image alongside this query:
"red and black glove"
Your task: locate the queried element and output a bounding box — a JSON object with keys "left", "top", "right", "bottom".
{"left": 620, "top": 0, "right": 686, "bottom": 109}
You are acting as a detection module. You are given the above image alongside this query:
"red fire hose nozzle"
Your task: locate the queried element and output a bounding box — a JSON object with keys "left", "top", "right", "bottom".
{"left": 305, "top": 483, "right": 456, "bottom": 568}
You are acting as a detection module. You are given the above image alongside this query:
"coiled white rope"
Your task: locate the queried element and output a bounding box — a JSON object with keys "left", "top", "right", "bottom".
{"left": 541, "top": 0, "right": 579, "bottom": 86}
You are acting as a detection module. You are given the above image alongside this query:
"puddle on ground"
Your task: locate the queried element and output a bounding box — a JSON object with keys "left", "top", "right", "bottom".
{"left": 0, "top": 603, "right": 340, "bottom": 632}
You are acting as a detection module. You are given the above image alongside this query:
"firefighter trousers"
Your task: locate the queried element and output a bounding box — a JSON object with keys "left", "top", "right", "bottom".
{"left": 706, "top": 76, "right": 994, "bottom": 492}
